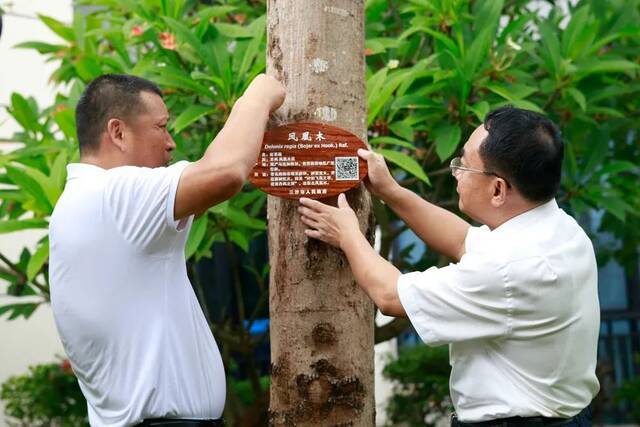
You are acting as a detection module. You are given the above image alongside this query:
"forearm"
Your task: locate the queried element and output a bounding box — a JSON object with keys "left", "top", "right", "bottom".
{"left": 341, "top": 230, "right": 405, "bottom": 317}
{"left": 201, "top": 97, "right": 270, "bottom": 177}
{"left": 383, "top": 184, "right": 470, "bottom": 261}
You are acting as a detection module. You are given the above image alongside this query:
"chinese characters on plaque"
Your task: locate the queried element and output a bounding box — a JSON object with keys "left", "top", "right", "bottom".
{"left": 249, "top": 122, "right": 369, "bottom": 199}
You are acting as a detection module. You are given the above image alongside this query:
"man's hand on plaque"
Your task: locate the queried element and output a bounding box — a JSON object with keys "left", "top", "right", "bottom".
{"left": 357, "top": 149, "right": 399, "bottom": 201}
{"left": 299, "top": 194, "right": 360, "bottom": 249}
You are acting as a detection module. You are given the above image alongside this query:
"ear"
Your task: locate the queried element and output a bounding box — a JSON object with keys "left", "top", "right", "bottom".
{"left": 490, "top": 178, "right": 508, "bottom": 207}
{"left": 106, "top": 118, "right": 127, "bottom": 152}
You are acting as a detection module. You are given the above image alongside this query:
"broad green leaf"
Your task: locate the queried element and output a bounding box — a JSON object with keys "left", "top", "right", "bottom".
{"left": 538, "top": 20, "right": 562, "bottom": 79}
{"left": 8, "top": 93, "right": 39, "bottom": 131}
{"left": 4, "top": 166, "right": 52, "bottom": 213}
{"left": 469, "top": 101, "right": 490, "bottom": 122}
{"left": 0, "top": 303, "right": 41, "bottom": 320}
{"left": 74, "top": 57, "right": 103, "bottom": 81}
{"left": 433, "top": 124, "right": 461, "bottom": 161}
{"left": 509, "top": 99, "right": 544, "bottom": 113}
{"left": 214, "top": 23, "right": 254, "bottom": 39}
{"left": 27, "top": 239, "right": 49, "bottom": 281}
{"left": 51, "top": 151, "right": 68, "bottom": 190}
{"left": 561, "top": 6, "right": 596, "bottom": 60}
{"left": 53, "top": 105, "right": 76, "bottom": 139}
{"left": 574, "top": 59, "right": 639, "bottom": 79}
{"left": 368, "top": 69, "right": 409, "bottom": 125}
{"left": 185, "top": 216, "right": 207, "bottom": 259}
{"left": 228, "top": 229, "right": 250, "bottom": 253}
{"left": 388, "top": 121, "right": 414, "bottom": 142}
{"left": 10, "top": 163, "right": 61, "bottom": 207}
{"left": 237, "top": 15, "right": 266, "bottom": 82}
{"left": 13, "top": 41, "right": 66, "bottom": 54}
{"left": 598, "top": 161, "right": 638, "bottom": 176}
{"left": 172, "top": 105, "right": 216, "bottom": 133}
{"left": 0, "top": 219, "right": 48, "bottom": 234}
{"left": 566, "top": 88, "right": 586, "bottom": 112}
{"left": 464, "top": 0, "right": 503, "bottom": 79}
{"left": 391, "top": 95, "right": 439, "bottom": 110}
{"left": 369, "top": 137, "right": 415, "bottom": 149}
{"left": 377, "top": 149, "right": 430, "bottom": 185}
{"left": 38, "top": 14, "right": 75, "bottom": 42}
{"left": 198, "top": 6, "right": 237, "bottom": 21}
{"left": 582, "top": 128, "right": 609, "bottom": 178}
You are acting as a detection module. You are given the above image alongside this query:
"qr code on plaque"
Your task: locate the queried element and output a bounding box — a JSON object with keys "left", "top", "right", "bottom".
{"left": 335, "top": 156, "right": 359, "bottom": 181}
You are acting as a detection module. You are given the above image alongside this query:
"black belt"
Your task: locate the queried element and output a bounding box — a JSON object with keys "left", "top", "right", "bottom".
{"left": 136, "top": 419, "right": 224, "bottom": 427}
{"left": 451, "top": 414, "right": 569, "bottom": 427}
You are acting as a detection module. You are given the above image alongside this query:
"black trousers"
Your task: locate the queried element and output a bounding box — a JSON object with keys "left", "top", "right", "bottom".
{"left": 135, "top": 419, "right": 224, "bottom": 427}
{"left": 451, "top": 406, "right": 592, "bottom": 427}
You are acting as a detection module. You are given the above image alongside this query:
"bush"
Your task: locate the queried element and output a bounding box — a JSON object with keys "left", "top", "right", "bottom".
{"left": 382, "top": 345, "right": 452, "bottom": 427}
{"left": 0, "top": 359, "right": 88, "bottom": 427}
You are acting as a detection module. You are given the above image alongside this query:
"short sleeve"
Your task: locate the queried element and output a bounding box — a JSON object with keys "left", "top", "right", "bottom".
{"left": 105, "top": 161, "right": 191, "bottom": 251}
{"left": 397, "top": 251, "right": 512, "bottom": 346}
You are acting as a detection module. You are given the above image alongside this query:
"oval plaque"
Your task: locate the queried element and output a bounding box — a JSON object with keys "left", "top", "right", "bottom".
{"left": 249, "top": 122, "right": 368, "bottom": 200}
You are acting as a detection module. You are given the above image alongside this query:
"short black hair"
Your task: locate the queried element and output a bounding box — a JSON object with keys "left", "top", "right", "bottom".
{"left": 480, "top": 106, "right": 564, "bottom": 203}
{"left": 75, "top": 74, "right": 162, "bottom": 153}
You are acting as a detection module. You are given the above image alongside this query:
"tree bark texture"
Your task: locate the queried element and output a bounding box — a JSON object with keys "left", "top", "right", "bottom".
{"left": 266, "top": 1, "right": 375, "bottom": 426}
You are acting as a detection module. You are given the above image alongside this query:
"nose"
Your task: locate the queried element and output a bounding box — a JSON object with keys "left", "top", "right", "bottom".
{"left": 166, "top": 135, "right": 176, "bottom": 151}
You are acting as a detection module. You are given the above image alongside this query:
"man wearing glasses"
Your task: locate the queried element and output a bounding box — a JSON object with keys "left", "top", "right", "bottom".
{"left": 298, "top": 107, "right": 598, "bottom": 426}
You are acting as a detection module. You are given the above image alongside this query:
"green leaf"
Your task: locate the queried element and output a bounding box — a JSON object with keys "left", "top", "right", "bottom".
{"left": 214, "top": 23, "right": 254, "bottom": 39}
{"left": 566, "top": 88, "right": 586, "bottom": 112}
{"left": 0, "top": 303, "right": 39, "bottom": 320}
{"left": 197, "top": 5, "right": 237, "bottom": 21}
{"left": 432, "top": 124, "right": 461, "bottom": 161}
{"left": 469, "top": 101, "right": 490, "bottom": 122}
{"left": 74, "top": 57, "right": 103, "bottom": 81}
{"left": 561, "top": 6, "right": 597, "bottom": 60}
{"left": 27, "top": 239, "right": 49, "bottom": 281}
{"left": 369, "top": 137, "right": 415, "bottom": 149}
{"left": 4, "top": 166, "right": 52, "bottom": 213}
{"left": 8, "top": 93, "right": 39, "bottom": 131}
{"left": 13, "top": 41, "right": 66, "bottom": 54}
{"left": 38, "top": 14, "right": 75, "bottom": 42}
{"left": 574, "top": 59, "right": 639, "bottom": 79}
{"left": 0, "top": 219, "right": 48, "bottom": 234}
{"left": 388, "top": 121, "right": 414, "bottom": 142}
{"left": 376, "top": 149, "right": 430, "bottom": 185}
{"left": 50, "top": 151, "right": 68, "bottom": 191}
{"left": 172, "top": 105, "right": 216, "bottom": 133}
{"left": 228, "top": 229, "right": 250, "bottom": 252}
{"left": 508, "top": 99, "right": 544, "bottom": 113}
{"left": 9, "top": 164, "right": 61, "bottom": 207}
{"left": 538, "top": 20, "right": 562, "bottom": 79}
{"left": 464, "top": 0, "right": 503, "bottom": 79}
{"left": 185, "top": 216, "right": 207, "bottom": 259}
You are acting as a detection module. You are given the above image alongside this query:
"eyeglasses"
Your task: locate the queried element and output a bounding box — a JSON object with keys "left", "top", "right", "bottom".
{"left": 449, "top": 157, "right": 510, "bottom": 186}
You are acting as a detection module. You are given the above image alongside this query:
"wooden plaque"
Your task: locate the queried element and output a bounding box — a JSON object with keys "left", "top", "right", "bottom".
{"left": 249, "top": 122, "right": 368, "bottom": 200}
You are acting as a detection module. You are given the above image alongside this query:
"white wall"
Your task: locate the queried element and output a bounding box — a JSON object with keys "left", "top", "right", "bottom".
{"left": 0, "top": 1, "right": 72, "bottom": 424}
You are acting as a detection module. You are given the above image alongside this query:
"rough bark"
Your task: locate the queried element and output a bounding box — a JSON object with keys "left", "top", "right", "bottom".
{"left": 266, "top": 1, "right": 375, "bottom": 425}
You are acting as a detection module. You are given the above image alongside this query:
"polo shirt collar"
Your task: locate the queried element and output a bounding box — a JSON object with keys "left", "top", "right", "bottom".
{"left": 66, "top": 163, "right": 107, "bottom": 181}
{"left": 492, "top": 198, "right": 559, "bottom": 236}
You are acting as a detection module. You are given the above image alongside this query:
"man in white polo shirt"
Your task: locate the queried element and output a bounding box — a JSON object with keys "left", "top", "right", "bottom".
{"left": 49, "top": 73, "right": 285, "bottom": 427}
{"left": 298, "top": 107, "right": 599, "bottom": 426}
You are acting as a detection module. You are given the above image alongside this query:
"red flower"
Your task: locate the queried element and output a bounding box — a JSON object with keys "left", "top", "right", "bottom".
{"left": 131, "top": 25, "right": 144, "bottom": 37}
{"left": 364, "top": 48, "right": 374, "bottom": 56}
{"left": 159, "top": 32, "right": 177, "bottom": 50}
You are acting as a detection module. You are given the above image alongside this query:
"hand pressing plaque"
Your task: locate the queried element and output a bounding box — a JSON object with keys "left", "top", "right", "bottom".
{"left": 249, "top": 122, "right": 368, "bottom": 199}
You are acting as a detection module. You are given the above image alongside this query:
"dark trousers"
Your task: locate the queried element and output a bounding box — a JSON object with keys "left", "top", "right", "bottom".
{"left": 451, "top": 406, "right": 592, "bottom": 427}
{"left": 135, "top": 419, "right": 224, "bottom": 427}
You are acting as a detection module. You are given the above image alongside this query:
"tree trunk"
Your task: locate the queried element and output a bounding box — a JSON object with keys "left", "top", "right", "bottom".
{"left": 266, "top": 1, "right": 375, "bottom": 426}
